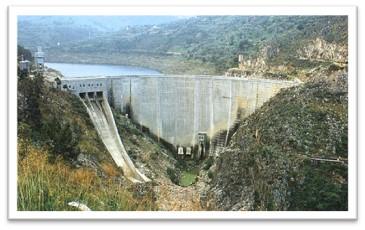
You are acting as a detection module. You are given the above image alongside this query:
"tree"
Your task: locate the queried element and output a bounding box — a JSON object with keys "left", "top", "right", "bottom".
{"left": 238, "top": 40, "right": 252, "bottom": 55}
{"left": 17, "top": 45, "right": 33, "bottom": 62}
{"left": 17, "top": 74, "right": 44, "bottom": 130}
{"left": 41, "top": 116, "right": 81, "bottom": 160}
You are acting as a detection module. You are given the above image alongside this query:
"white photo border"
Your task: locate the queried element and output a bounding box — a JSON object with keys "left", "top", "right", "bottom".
{"left": 8, "top": 5, "right": 358, "bottom": 220}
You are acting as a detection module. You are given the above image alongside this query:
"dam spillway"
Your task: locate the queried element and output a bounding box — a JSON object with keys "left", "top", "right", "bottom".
{"left": 61, "top": 75, "right": 297, "bottom": 156}
{"left": 80, "top": 92, "right": 150, "bottom": 183}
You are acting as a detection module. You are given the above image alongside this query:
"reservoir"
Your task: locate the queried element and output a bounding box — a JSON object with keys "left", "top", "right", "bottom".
{"left": 45, "top": 62, "right": 162, "bottom": 78}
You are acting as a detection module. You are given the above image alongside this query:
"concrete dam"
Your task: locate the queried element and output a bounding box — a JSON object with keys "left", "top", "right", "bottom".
{"left": 61, "top": 75, "right": 297, "bottom": 159}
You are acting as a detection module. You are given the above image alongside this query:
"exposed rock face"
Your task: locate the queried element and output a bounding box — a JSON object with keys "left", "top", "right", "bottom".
{"left": 76, "top": 153, "right": 100, "bottom": 170}
{"left": 296, "top": 38, "right": 348, "bottom": 63}
{"left": 238, "top": 45, "right": 280, "bottom": 71}
{"left": 205, "top": 70, "right": 348, "bottom": 211}
{"left": 205, "top": 150, "right": 255, "bottom": 211}
{"left": 238, "top": 56, "right": 267, "bottom": 71}
{"left": 226, "top": 43, "right": 300, "bottom": 80}
{"left": 226, "top": 37, "right": 348, "bottom": 80}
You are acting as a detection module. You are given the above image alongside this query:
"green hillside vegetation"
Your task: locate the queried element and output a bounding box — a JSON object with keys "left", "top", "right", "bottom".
{"left": 18, "top": 74, "right": 107, "bottom": 161}
{"left": 208, "top": 70, "right": 348, "bottom": 211}
{"left": 37, "top": 16, "right": 348, "bottom": 74}
{"left": 18, "top": 19, "right": 100, "bottom": 49}
{"left": 17, "top": 45, "right": 33, "bottom": 61}
{"left": 18, "top": 16, "right": 185, "bottom": 49}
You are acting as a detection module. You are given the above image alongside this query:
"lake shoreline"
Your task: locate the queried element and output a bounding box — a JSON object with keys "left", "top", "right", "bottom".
{"left": 45, "top": 62, "right": 162, "bottom": 78}
{"left": 45, "top": 51, "right": 219, "bottom": 75}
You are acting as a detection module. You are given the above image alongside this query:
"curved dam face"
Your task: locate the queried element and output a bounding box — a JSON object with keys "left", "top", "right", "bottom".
{"left": 80, "top": 92, "right": 150, "bottom": 183}
{"left": 109, "top": 76, "right": 297, "bottom": 147}
{"left": 61, "top": 75, "right": 297, "bottom": 157}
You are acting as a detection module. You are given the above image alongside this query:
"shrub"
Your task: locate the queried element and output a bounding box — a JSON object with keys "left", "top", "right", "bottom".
{"left": 203, "top": 156, "right": 214, "bottom": 170}
{"left": 179, "top": 171, "right": 197, "bottom": 187}
{"left": 41, "top": 117, "right": 81, "bottom": 160}
{"left": 166, "top": 167, "right": 179, "bottom": 184}
{"left": 207, "top": 170, "right": 214, "bottom": 179}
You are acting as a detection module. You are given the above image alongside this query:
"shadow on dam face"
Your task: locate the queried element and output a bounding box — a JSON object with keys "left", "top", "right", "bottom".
{"left": 62, "top": 75, "right": 298, "bottom": 157}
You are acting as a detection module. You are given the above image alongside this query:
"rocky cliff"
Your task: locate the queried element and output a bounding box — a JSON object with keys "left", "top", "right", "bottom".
{"left": 296, "top": 38, "right": 348, "bottom": 64}
{"left": 226, "top": 37, "right": 348, "bottom": 81}
{"left": 205, "top": 68, "right": 348, "bottom": 211}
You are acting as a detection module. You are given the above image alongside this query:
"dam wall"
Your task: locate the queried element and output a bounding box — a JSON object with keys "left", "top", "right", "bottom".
{"left": 62, "top": 75, "right": 297, "bottom": 151}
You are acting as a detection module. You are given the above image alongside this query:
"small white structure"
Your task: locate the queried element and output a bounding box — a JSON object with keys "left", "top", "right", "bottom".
{"left": 186, "top": 147, "right": 192, "bottom": 155}
{"left": 177, "top": 146, "right": 184, "bottom": 155}
{"left": 34, "top": 46, "right": 45, "bottom": 71}
{"left": 186, "top": 147, "right": 193, "bottom": 159}
{"left": 238, "top": 54, "right": 244, "bottom": 63}
{"left": 19, "top": 60, "right": 30, "bottom": 72}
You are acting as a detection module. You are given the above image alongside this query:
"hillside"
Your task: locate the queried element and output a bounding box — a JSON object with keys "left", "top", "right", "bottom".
{"left": 17, "top": 72, "right": 158, "bottom": 210}
{"left": 18, "top": 16, "right": 348, "bottom": 75}
{"left": 18, "top": 16, "right": 185, "bottom": 50}
{"left": 43, "top": 16, "right": 348, "bottom": 74}
{"left": 204, "top": 68, "right": 348, "bottom": 211}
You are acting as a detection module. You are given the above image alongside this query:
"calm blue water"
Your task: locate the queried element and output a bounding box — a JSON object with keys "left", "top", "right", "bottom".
{"left": 45, "top": 62, "right": 161, "bottom": 78}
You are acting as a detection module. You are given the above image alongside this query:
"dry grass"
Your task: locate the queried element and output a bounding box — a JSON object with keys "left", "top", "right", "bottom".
{"left": 100, "top": 162, "right": 119, "bottom": 178}
{"left": 68, "top": 168, "right": 96, "bottom": 189}
{"left": 17, "top": 140, "right": 156, "bottom": 211}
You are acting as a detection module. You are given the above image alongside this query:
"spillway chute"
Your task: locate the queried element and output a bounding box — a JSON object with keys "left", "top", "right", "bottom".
{"left": 80, "top": 92, "right": 150, "bottom": 183}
